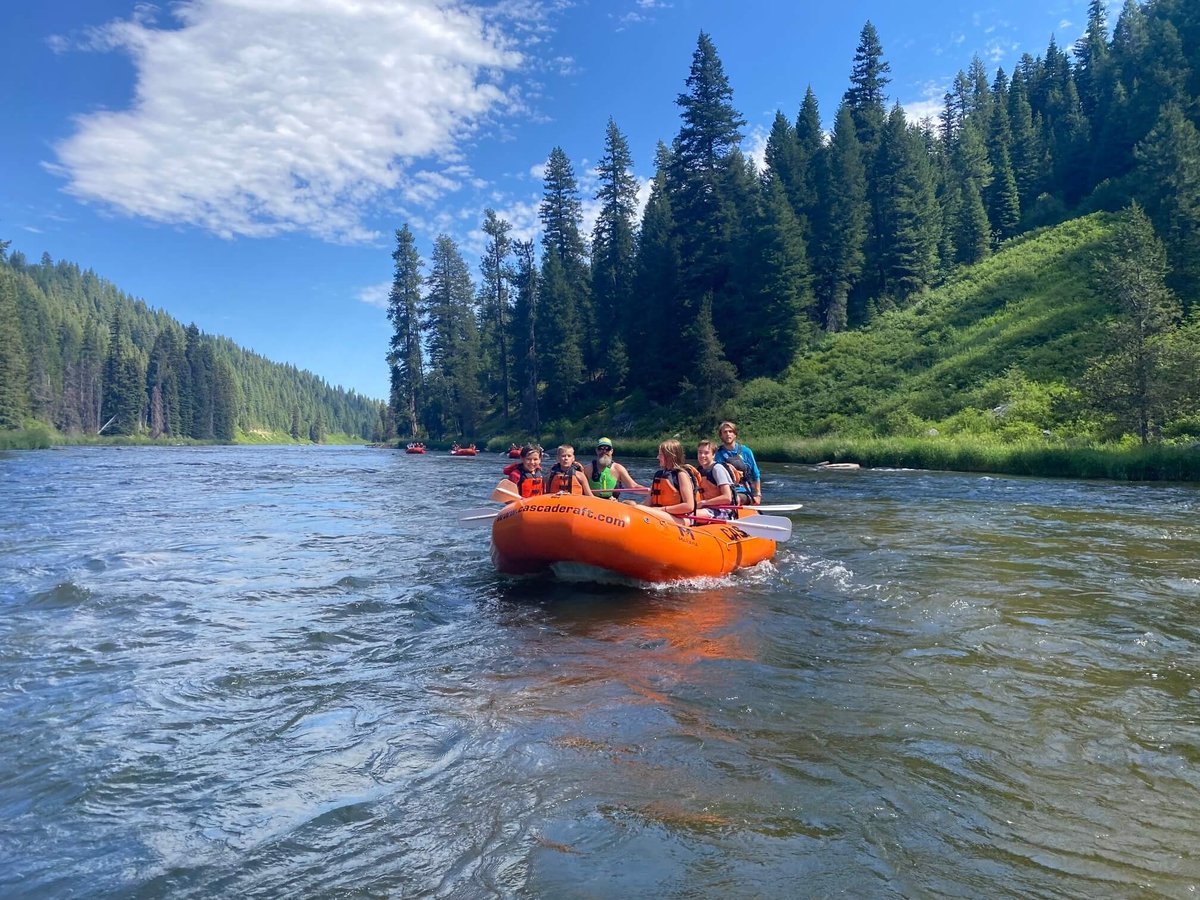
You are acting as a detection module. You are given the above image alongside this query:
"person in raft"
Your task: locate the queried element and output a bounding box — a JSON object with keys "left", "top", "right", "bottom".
{"left": 587, "top": 437, "right": 643, "bottom": 500}
{"left": 544, "top": 444, "right": 594, "bottom": 495}
{"left": 695, "top": 439, "right": 735, "bottom": 519}
{"left": 502, "top": 445, "right": 545, "bottom": 497}
{"left": 649, "top": 438, "right": 711, "bottom": 522}
{"left": 714, "top": 420, "right": 762, "bottom": 505}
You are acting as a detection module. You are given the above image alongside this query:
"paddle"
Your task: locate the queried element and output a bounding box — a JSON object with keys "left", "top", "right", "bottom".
{"left": 459, "top": 506, "right": 501, "bottom": 525}
{"left": 708, "top": 502, "right": 804, "bottom": 513}
{"left": 491, "top": 478, "right": 521, "bottom": 502}
{"left": 679, "top": 513, "right": 792, "bottom": 541}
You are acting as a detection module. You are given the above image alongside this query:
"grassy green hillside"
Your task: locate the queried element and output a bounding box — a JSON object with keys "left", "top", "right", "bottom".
{"left": 732, "top": 213, "right": 1119, "bottom": 442}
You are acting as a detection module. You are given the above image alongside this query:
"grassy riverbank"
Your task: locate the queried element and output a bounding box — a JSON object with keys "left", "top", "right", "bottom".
{"left": 482, "top": 433, "right": 1200, "bottom": 482}
{"left": 0, "top": 424, "right": 367, "bottom": 450}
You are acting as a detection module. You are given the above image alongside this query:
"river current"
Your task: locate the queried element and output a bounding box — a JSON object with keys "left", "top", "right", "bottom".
{"left": 2, "top": 445, "right": 1199, "bottom": 897}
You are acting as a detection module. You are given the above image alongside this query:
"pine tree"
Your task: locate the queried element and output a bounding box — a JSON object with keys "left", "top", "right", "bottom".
{"left": 844, "top": 21, "right": 892, "bottom": 310}
{"left": 386, "top": 225, "right": 425, "bottom": 439}
{"left": 794, "top": 87, "right": 825, "bottom": 241}
{"left": 591, "top": 119, "right": 639, "bottom": 394}
{"left": 818, "top": 103, "right": 868, "bottom": 331}
{"left": 538, "top": 147, "right": 589, "bottom": 408}
{"left": 1083, "top": 203, "right": 1183, "bottom": 443}
{"left": 424, "top": 235, "right": 483, "bottom": 437}
{"left": 681, "top": 294, "right": 737, "bottom": 414}
{"left": 1134, "top": 103, "right": 1200, "bottom": 303}
{"left": 844, "top": 21, "right": 891, "bottom": 154}
{"left": 1006, "top": 70, "right": 1043, "bottom": 214}
{"left": 509, "top": 240, "right": 541, "bottom": 430}
{"left": 101, "top": 312, "right": 145, "bottom": 435}
{"left": 630, "top": 144, "right": 684, "bottom": 398}
{"left": 478, "top": 210, "right": 514, "bottom": 417}
{"left": 738, "top": 177, "right": 812, "bottom": 377}
{"left": 878, "top": 106, "right": 941, "bottom": 300}
{"left": 986, "top": 75, "right": 1021, "bottom": 239}
{"left": 670, "top": 31, "right": 746, "bottom": 315}
{"left": 0, "top": 270, "right": 28, "bottom": 429}
{"left": 536, "top": 249, "right": 584, "bottom": 417}
{"left": 956, "top": 179, "right": 992, "bottom": 265}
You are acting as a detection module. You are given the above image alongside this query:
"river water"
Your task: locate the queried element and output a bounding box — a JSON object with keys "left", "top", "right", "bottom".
{"left": 2, "top": 445, "right": 1199, "bottom": 898}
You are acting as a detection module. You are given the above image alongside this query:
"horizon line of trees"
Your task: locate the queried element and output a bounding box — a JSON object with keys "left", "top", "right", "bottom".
{"left": 386, "top": 0, "right": 1200, "bottom": 441}
{"left": 0, "top": 247, "right": 383, "bottom": 440}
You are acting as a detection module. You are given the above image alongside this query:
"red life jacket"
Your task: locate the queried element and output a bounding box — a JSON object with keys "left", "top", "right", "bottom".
{"left": 505, "top": 461, "right": 545, "bottom": 497}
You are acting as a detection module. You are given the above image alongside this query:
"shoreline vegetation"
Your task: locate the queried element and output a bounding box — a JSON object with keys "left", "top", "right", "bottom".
{"left": 5, "top": 427, "right": 1198, "bottom": 482}
{"left": 473, "top": 435, "right": 1200, "bottom": 483}
{"left": 0, "top": 425, "right": 366, "bottom": 451}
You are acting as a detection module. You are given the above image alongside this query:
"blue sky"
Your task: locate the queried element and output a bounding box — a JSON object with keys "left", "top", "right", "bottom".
{"left": 2, "top": 0, "right": 1100, "bottom": 401}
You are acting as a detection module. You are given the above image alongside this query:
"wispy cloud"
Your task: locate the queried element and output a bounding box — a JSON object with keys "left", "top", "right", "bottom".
{"left": 49, "top": 0, "right": 535, "bottom": 243}
{"left": 356, "top": 282, "right": 390, "bottom": 309}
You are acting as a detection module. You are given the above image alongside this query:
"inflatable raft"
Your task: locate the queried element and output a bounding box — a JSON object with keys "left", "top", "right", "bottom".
{"left": 490, "top": 493, "right": 775, "bottom": 582}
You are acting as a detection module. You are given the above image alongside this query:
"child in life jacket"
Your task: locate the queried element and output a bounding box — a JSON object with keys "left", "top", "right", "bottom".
{"left": 695, "top": 438, "right": 736, "bottom": 519}
{"left": 544, "top": 444, "right": 594, "bottom": 495}
{"left": 502, "top": 445, "right": 546, "bottom": 498}
{"left": 649, "top": 438, "right": 709, "bottom": 522}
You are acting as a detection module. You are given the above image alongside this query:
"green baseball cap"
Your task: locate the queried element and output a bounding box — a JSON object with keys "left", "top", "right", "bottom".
{"left": 597, "top": 437, "right": 613, "bottom": 449}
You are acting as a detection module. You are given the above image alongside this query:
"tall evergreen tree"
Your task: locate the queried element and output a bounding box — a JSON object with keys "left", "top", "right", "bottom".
{"left": 793, "top": 87, "right": 825, "bottom": 241}
{"left": 478, "top": 210, "right": 514, "bottom": 417}
{"left": 877, "top": 106, "right": 941, "bottom": 300}
{"left": 1006, "top": 69, "right": 1044, "bottom": 213}
{"left": 1083, "top": 203, "right": 1183, "bottom": 443}
{"left": 986, "top": 73, "right": 1021, "bottom": 239}
{"left": 1134, "top": 103, "right": 1200, "bottom": 303}
{"left": 818, "top": 103, "right": 868, "bottom": 331}
{"left": 738, "top": 177, "right": 812, "bottom": 377}
{"left": 0, "top": 270, "right": 28, "bottom": 429}
{"left": 591, "top": 119, "right": 639, "bottom": 394}
{"left": 538, "top": 147, "right": 589, "bottom": 408}
{"left": 386, "top": 225, "right": 425, "bottom": 439}
{"left": 844, "top": 21, "right": 892, "bottom": 309}
{"left": 681, "top": 293, "right": 737, "bottom": 414}
{"left": 670, "top": 31, "right": 746, "bottom": 315}
{"left": 630, "top": 144, "right": 684, "bottom": 398}
{"left": 423, "top": 234, "right": 483, "bottom": 437}
{"left": 509, "top": 239, "right": 541, "bottom": 430}
{"left": 101, "top": 312, "right": 145, "bottom": 435}
{"left": 844, "top": 21, "right": 891, "bottom": 154}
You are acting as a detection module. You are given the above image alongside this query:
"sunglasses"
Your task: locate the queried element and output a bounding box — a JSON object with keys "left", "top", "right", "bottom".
{"left": 596, "top": 446, "right": 612, "bottom": 452}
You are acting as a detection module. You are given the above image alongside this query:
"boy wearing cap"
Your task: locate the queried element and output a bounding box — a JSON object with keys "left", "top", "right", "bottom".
{"left": 587, "top": 437, "right": 643, "bottom": 500}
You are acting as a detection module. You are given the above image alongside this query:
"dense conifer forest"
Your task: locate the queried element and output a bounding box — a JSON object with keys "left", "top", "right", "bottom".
{"left": 384, "top": 0, "right": 1200, "bottom": 448}
{"left": 0, "top": 249, "right": 382, "bottom": 443}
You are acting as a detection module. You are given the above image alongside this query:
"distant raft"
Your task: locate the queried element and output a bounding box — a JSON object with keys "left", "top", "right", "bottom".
{"left": 490, "top": 493, "right": 775, "bottom": 582}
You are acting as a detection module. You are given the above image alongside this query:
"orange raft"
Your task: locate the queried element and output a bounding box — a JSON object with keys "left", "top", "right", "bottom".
{"left": 490, "top": 493, "right": 775, "bottom": 582}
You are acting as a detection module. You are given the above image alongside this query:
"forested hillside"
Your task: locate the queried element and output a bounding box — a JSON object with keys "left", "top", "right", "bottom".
{"left": 0, "top": 249, "right": 382, "bottom": 442}
{"left": 385, "top": 0, "right": 1200, "bottom": 445}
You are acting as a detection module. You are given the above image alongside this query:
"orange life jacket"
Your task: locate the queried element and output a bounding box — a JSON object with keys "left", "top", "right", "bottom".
{"left": 544, "top": 462, "right": 583, "bottom": 493}
{"left": 697, "top": 464, "right": 729, "bottom": 503}
{"left": 650, "top": 465, "right": 700, "bottom": 513}
{"left": 515, "top": 468, "right": 545, "bottom": 498}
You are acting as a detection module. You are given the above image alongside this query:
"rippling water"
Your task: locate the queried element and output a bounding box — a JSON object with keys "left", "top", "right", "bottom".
{"left": 2, "top": 445, "right": 1199, "bottom": 897}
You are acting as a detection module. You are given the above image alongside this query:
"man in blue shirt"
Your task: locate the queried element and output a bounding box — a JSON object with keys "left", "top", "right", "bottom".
{"left": 714, "top": 420, "right": 762, "bottom": 505}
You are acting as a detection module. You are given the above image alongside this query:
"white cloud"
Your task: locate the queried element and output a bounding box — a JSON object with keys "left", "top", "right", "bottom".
{"left": 902, "top": 79, "right": 950, "bottom": 126}
{"left": 50, "top": 0, "right": 528, "bottom": 242}
{"left": 357, "top": 282, "right": 390, "bottom": 309}
{"left": 744, "top": 125, "right": 770, "bottom": 174}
